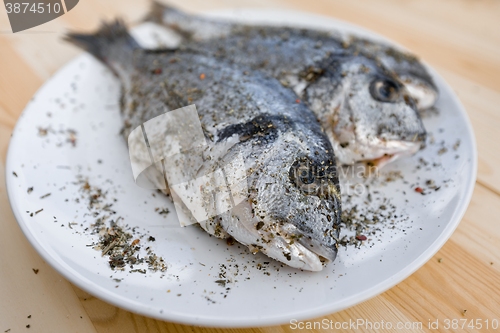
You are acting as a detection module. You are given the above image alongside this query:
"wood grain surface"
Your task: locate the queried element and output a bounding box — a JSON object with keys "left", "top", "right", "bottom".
{"left": 1, "top": 0, "right": 499, "bottom": 332}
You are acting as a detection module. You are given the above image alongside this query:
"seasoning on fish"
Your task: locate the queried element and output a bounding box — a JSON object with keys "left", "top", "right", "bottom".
{"left": 65, "top": 21, "right": 341, "bottom": 271}
{"left": 146, "top": 2, "right": 428, "bottom": 167}
{"left": 345, "top": 36, "right": 438, "bottom": 110}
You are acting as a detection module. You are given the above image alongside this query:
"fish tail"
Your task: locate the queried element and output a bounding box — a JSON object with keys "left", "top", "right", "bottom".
{"left": 64, "top": 20, "right": 140, "bottom": 64}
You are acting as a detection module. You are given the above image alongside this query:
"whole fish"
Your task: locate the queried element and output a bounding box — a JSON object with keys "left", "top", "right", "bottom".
{"left": 66, "top": 21, "right": 342, "bottom": 271}
{"left": 148, "top": 2, "right": 438, "bottom": 111}
{"left": 147, "top": 3, "right": 428, "bottom": 167}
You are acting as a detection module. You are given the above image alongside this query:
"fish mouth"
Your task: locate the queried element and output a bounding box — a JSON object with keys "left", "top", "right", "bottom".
{"left": 333, "top": 134, "right": 424, "bottom": 167}
{"left": 223, "top": 200, "right": 335, "bottom": 271}
{"left": 366, "top": 139, "right": 423, "bottom": 168}
{"left": 278, "top": 223, "right": 338, "bottom": 266}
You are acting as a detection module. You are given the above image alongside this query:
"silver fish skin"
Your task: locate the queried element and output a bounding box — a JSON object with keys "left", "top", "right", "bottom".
{"left": 65, "top": 21, "right": 342, "bottom": 271}
{"left": 148, "top": 2, "right": 438, "bottom": 112}
{"left": 147, "top": 3, "right": 427, "bottom": 167}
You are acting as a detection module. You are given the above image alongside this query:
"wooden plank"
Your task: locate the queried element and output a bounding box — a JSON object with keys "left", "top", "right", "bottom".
{"left": 0, "top": 38, "right": 43, "bottom": 119}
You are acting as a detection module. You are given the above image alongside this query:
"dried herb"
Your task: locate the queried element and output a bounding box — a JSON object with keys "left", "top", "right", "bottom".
{"left": 74, "top": 177, "right": 168, "bottom": 273}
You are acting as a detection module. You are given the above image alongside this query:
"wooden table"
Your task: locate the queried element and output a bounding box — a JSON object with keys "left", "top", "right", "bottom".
{"left": 1, "top": 0, "right": 499, "bottom": 332}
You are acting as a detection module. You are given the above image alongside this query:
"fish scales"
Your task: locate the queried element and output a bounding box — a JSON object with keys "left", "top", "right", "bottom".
{"left": 148, "top": 1, "right": 438, "bottom": 110}
{"left": 148, "top": 3, "right": 430, "bottom": 167}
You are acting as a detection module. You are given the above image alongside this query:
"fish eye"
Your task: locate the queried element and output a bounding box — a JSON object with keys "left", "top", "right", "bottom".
{"left": 298, "top": 166, "right": 315, "bottom": 185}
{"left": 289, "top": 160, "right": 322, "bottom": 195}
{"left": 370, "top": 78, "right": 400, "bottom": 103}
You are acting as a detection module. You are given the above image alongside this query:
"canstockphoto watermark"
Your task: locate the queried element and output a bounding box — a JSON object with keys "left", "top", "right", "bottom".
{"left": 3, "top": 0, "right": 79, "bottom": 33}
{"left": 290, "top": 318, "right": 423, "bottom": 330}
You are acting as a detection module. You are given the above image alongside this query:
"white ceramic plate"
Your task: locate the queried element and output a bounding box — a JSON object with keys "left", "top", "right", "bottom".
{"left": 6, "top": 9, "right": 476, "bottom": 327}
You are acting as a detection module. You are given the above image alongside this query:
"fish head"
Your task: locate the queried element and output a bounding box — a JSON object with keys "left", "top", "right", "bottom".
{"left": 347, "top": 37, "right": 439, "bottom": 110}
{"left": 234, "top": 130, "right": 341, "bottom": 271}
{"left": 307, "top": 54, "right": 427, "bottom": 167}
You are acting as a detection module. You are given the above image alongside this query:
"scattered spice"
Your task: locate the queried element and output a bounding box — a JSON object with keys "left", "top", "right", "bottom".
{"left": 152, "top": 68, "right": 163, "bottom": 75}
{"left": 295, "top": 99, "right": 301, "bottom": 103}
{"left": 438, "top": 258, "right": 443, "bottom": 263}
{"left": 199, "top": 73, "right": 206, "bottom": 80}
{"left": 40, "top": 193, "right": 51, "bottom": 199}
{"left": 437, "top": 147, "right": 448, "bottom": 155}
{"left": 355, "top": 235, "right": 367, "bottom": 241}
{"left": 215, "top": 279, "right": 226, "bottom": 287}
{"left": 36, "top": 126, "right": 78, "bottom": 147}
{"left": 226, "top": 237, "right": 235, "bottom": 246}
{"left": 35, "top": 208, "right": 43, "bottom": 215}
{"left": 27, "top": 187, "right": 33, "bottom": 194}
{"left": 156, "top": 207, "right": 169, "bottom": 215}
{"left": 37, "top": 127, "right": 48, "bottom": 136}
{"left": 415, "top": 187, "right": 423, "bottom": 193}
{"left": 74, "top": 177, "right": 168, "bottom": 273}
{"left": 67, "top": 129, "right": 77, "bottom": 147}
{"left": 32, "top": 268, "right": 39, "bottom": 274}
{"left": 12, "top": 172, "right": 17, "bottom": 177}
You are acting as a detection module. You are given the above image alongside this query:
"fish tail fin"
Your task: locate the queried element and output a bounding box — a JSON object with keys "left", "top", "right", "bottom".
{"left": 64, "top": 20, "right": 140, "bottom": 64}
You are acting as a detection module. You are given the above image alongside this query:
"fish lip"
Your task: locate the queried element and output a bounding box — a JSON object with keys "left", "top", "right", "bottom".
{"left": 336, "top": 136, "right": 423, "bottom": 167}
{"left": 278, "top": 223, "right": 338, "bottom": 263}
{"left": 367, "top": 139, "right": 423, "bottom": 167}
{"left": 296, "top": 236, "right": 338, "bottom": 263}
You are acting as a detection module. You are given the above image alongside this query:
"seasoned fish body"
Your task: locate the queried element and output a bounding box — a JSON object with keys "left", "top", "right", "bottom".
{"left": 148, "top": 3, "right": 429, "bottom": 166}
{"left": 66, "top": 22, "right": 341, "bottom": 271}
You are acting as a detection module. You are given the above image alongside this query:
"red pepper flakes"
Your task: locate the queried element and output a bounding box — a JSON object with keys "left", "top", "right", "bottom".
{"left": 415, "top": 187, "right": 423, "bottom": 193}
{"left": 295, "top": 99, "right": 301, "bottom": 103}
{"left": 152, "top": 68, "right": 162, "bottom": 75}
{"left": 199, "top": 73, "right": 206, "bottom": 80}
{"left": 356, "top": 235, "right": 367, "bottom": 241}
